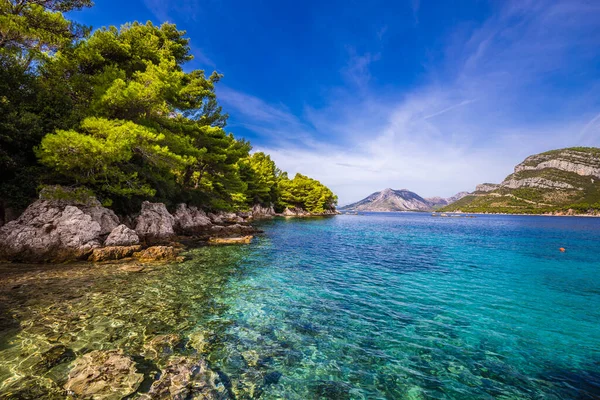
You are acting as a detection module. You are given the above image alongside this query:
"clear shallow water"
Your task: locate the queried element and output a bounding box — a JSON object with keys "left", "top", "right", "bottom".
{"left": 1, "top": 213, "right": 600, "bottom": 399}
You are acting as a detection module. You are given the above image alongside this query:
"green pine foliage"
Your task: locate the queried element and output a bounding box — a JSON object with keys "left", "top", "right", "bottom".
{"left": 0, "top": 3, "right": 337, "bottom": 216}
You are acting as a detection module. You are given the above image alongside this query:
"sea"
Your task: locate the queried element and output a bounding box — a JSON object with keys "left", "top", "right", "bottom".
{"left": 0, "top": 212, "right": 599, "bottom": 399}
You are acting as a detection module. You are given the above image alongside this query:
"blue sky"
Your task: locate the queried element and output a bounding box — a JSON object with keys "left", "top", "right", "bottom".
{"left": 72, "top": 0, "right": 600, "bottom": 204}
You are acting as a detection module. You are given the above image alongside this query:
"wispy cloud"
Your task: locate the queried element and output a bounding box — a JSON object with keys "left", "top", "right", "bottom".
{"left": 143, "top": 0, "right": 202, "bottom": 22}
{"left": 220, "top": 1, "right": 600, "bottom": 204}
{"left": 342, "top": 47, "right": 381, "bottom": 89}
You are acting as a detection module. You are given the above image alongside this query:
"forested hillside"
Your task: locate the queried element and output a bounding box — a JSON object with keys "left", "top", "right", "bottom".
{"left": 0, "top": 0, "right": 336, "bottom": 222}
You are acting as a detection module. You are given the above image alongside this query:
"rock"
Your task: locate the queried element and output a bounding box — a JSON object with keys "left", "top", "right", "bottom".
{"left": 0, "top": 200, "right": 102, "bottom": 262}
{"left": 143, "top": 334, "right": 181, "bottom": 359}
{"left": 187, "top": 331, "right": 208, "bottom": 353}
{"left": 283, "top": 207, "right": 311, "bottom": 216}
{"left": 135, "top": 202, "right": 175, "bottom": 243}
{"left": 134, "top": 246, "right": 184, "bottom": 263}
{"left": 264, "top": 371, "right": 282, "bottom": 385}
{"left": 80, "top": 204, "right": 120, "bottom": 236}
{"left": 209, "top": 236, "right": 253, "bottom": 245}
{"left": 475, "top": 183, "right": 500, "bottom": 193}
{"left": 207, "top": 212, "right": 225, "bottom": 224}
{"left": 88, "top": 245, "right": 142, "bottom": 262}
{"left": 313, "top": 380, "right": 352, "bottom": 400}
{"left": 64, "top": 350, "right": 143, "bottom": 399}
{"left": 210, "top": 224, "right": 255, "bottom": 237}
{"left": 35, "top": 345, "right": 75, "bottom": 372}
{"left": 140, "top": 356, "right": 226, "bottom": 400}
{"left": 105, "top": 224, "right": 140, "bottom": 246}
{"left": 119, "top": 264, "right": 145, "bottom": 272}
{"left": 252, "top": 204, "right": 275, "bottom": 219}
{"left": 173, "top": 204, "right": 212, "bottom": 235}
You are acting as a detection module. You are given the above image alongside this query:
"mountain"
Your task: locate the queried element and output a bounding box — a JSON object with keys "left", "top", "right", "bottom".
{"left": 340, "top": 188, "right": 469, "bottom": 212}
{"left": 441, "top": 147, "right": 600, "bottom": 214}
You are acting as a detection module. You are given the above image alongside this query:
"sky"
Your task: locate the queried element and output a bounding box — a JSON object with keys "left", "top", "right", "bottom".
{"left": 71, "top": 0, "right": 600, "bottom": 205}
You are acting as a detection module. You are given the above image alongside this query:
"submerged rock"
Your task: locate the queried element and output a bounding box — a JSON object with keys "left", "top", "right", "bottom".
{"left": 173, "top": 204, "right": 212, "bottom": 235}
{"left": 140, "top": 356, "right": 227, "bottom": 400}
{"left": 134, "top": 246, "right": 184, "bottom": 263}
{"left": 143, "top": 334, "right": 181, "bottom": 359}
{"left": 88, "top": 245, "right": 142, "bottom": 262}
{"left": 0, "top": 201, "right": 102, "bottom": 262}
{"left": 104, "top": 224, "right": 140, "bottom": 246}
{"left": 64, "top": 350, "right": 143, "bottom": 399}
{"left": 35, "top": 344, "right": 75, "bottom": 372}
{"left": 135, "top": 202, "right": 175, "bottom": 243}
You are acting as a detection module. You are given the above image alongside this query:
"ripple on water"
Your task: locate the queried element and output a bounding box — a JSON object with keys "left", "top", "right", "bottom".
{"left": 0, "top": 213, "right": 600, "bottom": 399}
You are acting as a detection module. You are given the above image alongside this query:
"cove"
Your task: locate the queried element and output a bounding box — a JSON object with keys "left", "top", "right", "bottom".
{"left": 1, "top": 213, "right": 599, "bottom": 399}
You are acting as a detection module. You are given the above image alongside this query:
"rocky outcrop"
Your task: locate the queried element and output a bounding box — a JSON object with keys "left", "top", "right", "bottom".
{"left": 283, "top": 207, "right": 311, "bottom": 216}
{"left": 1, "top": 197, "right": 263, "bottom": 263}
{"left": 64, "top": 350, "right": 143, "bottom": 399}
{"left": 0, "top": 201, "right": 102, "bottom": 262}
{"left": 252, "top": 204, "right": 276, "bottom": 219}
{"left": 515, "top": 149, "right": 600, "bottom": 178}
{"left": 79, "top": 203, "right": 120, "bottom": 236}
{"left": 501, "top": 177, "right": 578, "bottom": 190}
{"left": 475, "top": 183, "right": 500, "bottom": 193}
{"left": 173, "top": 204, "right": 212, "bottom": 235}
{"left": 105, "top": 224, "right": 140, "bottom": 246}
{"left": 135, "top": 201, "right": 176, "bottom": 243}
{"left": 88, "top": 245, "right": 142, "bottom": 262}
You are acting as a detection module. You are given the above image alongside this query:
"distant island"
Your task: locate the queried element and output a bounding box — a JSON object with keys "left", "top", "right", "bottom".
{"left": 441, "top": 147, "right": 600, "bottom": 215}
{"left": 340, "top": 188, "right": 469, "bottom": 212}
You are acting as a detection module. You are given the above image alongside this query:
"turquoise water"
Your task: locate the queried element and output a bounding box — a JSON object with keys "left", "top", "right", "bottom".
{"left": 206, "top": 213, "right": 600, "bottom": 399}
{"left": 1, "top": 213, "right": 600, "bottom": 398}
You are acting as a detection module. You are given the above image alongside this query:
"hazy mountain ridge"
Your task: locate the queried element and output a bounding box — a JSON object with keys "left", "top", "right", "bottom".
{"left": 442, "top": 147, "right": 600, "bottom": 214}
{"left": 341, "top": 188, "right": 469, "bottom": 212}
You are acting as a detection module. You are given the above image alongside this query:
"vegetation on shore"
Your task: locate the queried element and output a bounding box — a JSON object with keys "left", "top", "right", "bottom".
{"left": 0, "top": 0, "right": 337, "bottom": 219}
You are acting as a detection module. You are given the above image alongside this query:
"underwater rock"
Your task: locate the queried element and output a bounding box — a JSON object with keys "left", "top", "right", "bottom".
{"left": 134, "top": 246, "right": 184, "bottom": 263}
{"left": 135, "top": 202, "right": 175, "bottom": 243}
{"left": 118, "top": 264, "right": 145, "bottom": 272}
{"left": 187, "top": 331, "right": 209, "bottom": 353}
{"left": 263, "top": 371, "right": 282, "bottom": 386}
{"left": 140, "top": 356, "right": 227, "bottom": 400}
{"left": 0, "top": 200, "right": 102, "bottom": 262}
{"left": 35, "top": 344, "right": 75, "bottom": 372}
{"left": 88, "top": 245, "right": 142, "bottom": 262}
{"left": 104, "top": 224, "right": 140, "bottom": 246}
{"left": 313, "top": 380, "right": 352, "bottom": 400}
{"left": 64, "top": 350, "right": 143, "bottom": 399}
{"left": 143, "top": 334, "right": 181, "bottom": 359}
{"left": 173, "top": 204, "right": 212, "bottom": 235}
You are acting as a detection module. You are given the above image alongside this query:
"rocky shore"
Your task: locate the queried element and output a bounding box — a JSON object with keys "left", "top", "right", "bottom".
{"left": 0, "top": 194, "right": 338, "bottom": 264}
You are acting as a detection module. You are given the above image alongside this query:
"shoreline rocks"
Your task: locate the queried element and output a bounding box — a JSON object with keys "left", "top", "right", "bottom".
{"left": 0, "top": 201, "right": 103, "bottom": 262}
{"left": 135, "top": 201, "right": 176, "bottom": 243}
{"left": 0, "top": 194, "right": 337, "bottom": 264}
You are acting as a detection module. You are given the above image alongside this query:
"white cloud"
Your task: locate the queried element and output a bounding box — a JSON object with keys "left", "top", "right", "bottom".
{"left": 218, "top": 1, "right": 600, "bottom": 204}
